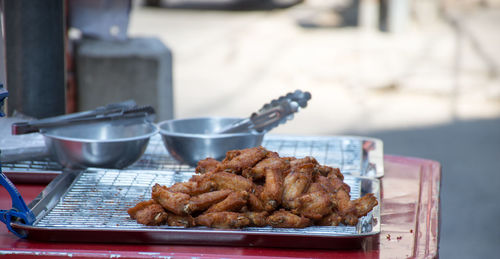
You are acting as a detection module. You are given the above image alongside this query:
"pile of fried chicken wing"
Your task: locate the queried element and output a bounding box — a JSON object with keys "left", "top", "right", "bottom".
{"left": 128, "top": 146, "right": 378, "bottom": 229}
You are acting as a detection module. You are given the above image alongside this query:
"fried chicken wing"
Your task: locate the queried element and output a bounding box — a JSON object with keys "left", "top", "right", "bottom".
{"left": 332, "top": 188, "right": 369, "bottom": 226}
{"left": 245, "top": 211, "right": 269, "bottom": 227}
{"left": 244, "top": 152, "right": 284, "bottom": 180}
{"left": 184, "top": 189, "right": 232, "bottom": 214}
{"left": 205, "top": 191, "right": 249, "bottom": 213}
{"left": 306, "top": 182, "right": 326, "bottom": 193}
{"left": 195, "top": 157, "right": 222, "bottom": 174}
{"left": 342, "top": 193, "right": 379, "bottom": 225}
{"left": 127, "top": 200, "right": 168, "bottom": 226}
{"left": 167, "top": 180, "right": 215, "bottom": 196}
{"left": 328, "top": 175, "right": 351, "bottom": 194}
{"left": 259, "top": 158, "right": 288, "bottom": 211}
{"left": 152, "top": 184, "right": 190, "bottom": 215}
{"left": 195, "top": 212, "right": 250, "bottom": 229}
{"left": 318, "top": 165, "right": 344, "bottom": 180}
{"left": 289, "top": 156, "right": 318, "bottom": 169}
{"left": 296, "top": 191, "right": 333, "bottom": 220}
{"left": 314, "top": 175, "right": 335, "bottom": 193}
{"left": 282, "top": 163, "right": 315, "bottom": 210}
{"left": 210, "top": 171, "right": 254, "bottom": 192}
{"left": 221, "top": 146, "right": 268, "bottom": 174}
{"left": 333, "top": 188, "right": 352, "bottom": 216}
{"left": 167, "top": 214, "right": 195, "bottom": 227}
{"left": 267, "top": 210, "right": 311, "bottom": 228}
{"left": 317, "top": 212, "right": 342, "bottom": 226}
{"left": 351, "top": 193, "right": 378, "bottom": 217}
{"left": 247, "top": 193, "right": 266, "bottom": 212}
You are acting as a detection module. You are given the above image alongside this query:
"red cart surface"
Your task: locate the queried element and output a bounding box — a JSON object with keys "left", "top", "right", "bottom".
{"left": 0, "top": 155, "right": 440, "bottom": 258}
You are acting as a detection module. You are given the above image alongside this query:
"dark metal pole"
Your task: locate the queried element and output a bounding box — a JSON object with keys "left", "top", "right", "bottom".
{"left": 3, "top": 0, "right": 66, "bottom": 118}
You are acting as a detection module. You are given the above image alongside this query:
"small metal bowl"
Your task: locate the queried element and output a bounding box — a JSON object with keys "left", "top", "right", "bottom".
{"left": 158, "top": 117, "right": 265, "bottom": 166}
{"left": 41, "top": 119, "right": 158, "bottom": 169}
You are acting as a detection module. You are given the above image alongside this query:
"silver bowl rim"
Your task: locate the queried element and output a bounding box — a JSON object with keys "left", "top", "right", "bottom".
{"left": 157, "top": 117, "right": 265, "bottom": 139}
{"left": 41, "top": 122, "right": 159, "bottom": 143}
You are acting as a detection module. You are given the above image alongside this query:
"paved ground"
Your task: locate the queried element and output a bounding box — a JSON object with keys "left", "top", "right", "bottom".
{"left": 129, "top": 1, "right": 500, "bottom": 257}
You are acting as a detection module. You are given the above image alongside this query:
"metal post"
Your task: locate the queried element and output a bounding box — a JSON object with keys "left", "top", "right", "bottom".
{"left": 3, "top": 0, "right": 66, "bottom": 118}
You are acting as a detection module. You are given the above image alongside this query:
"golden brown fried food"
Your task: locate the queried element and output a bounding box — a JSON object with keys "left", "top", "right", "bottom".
{"left": 314, "top": 175, "right": 335, "bottom": 193}
{"left": 333, "top": 188, "right": 369, "bottom": 225}
{"left": 319, "top": 165, "right": 344, "bottom": 180}
{"left": 195, "top": 212, "right": 250, "bottom": 229}
{"left": 205, "top": 191, "right": 249, "bottom": 213}
{"left": 152, "top": 184, "right": 190, "bottom": 215}
{"left": 184, "top": 189, "right": 232, "bottom": 214}
{"left": 221, "top": 146, "right": 268, "bottom": 174}
{"left": 333, "top": 189, "right": 352, "bottom": 216}
{"left": 195, "top": 157, "right": 221, "bottom": 174}
{"left": 259, "top": 157, "right": 288, "bottom": 211}
{"left": 289, "top": 156, "right": 318, "bottom": 169}
{"left": 167, "top": 180, "right": 215, "bottom": 196}
{"left": 244, "top": 152, "right": 284, "bottom": 180}
{"left": 210, "top": 171, "right": 254, "bottom": 192}
{"left": 130, "top": 146, "right": 378, "bottom": 229}
{"left": 282, "top": 163, "right": 315, "bottom": 210}
{"left": 127, "top": 200, "right": 168, "bottom": 226}
{"left": 306, "top": 182, "right": 326, "bottom": 193}
{"left": 267, "top": 210, "right": 311, "bottom": 228}
{"left": 317, "top": 212, "right": 343, "bottom": 226}
{"left": 351, "top": 193, "right": 378, "bottom": 217}
{"left": 328, "top": 175, "right": 351, "bottom": 194}
{"left": 342, "top": 193, "right": 379, "bottom": 225}
{"left": 296, "top": 191, "right": 333, "bottom": 220}
{"left": 167, "top": 213, "right": 195, "bottom": 227}
{"left": 245, "top": 211, "right": 268, "bottom": 227}
{"left": 247, "top": 193, "right": 266, "bottom": 212}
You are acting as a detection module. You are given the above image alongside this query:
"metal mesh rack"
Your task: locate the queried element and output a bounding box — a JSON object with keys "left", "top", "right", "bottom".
{"left": 1, "top": 159, "right": 62, "bottom": 172}
{"left": 35, "top": 169, "right": 366, "bottom": 235}
{"left": 3, "top": 135, "right": 366, "bottom": 174}
{"left": 128, "top": 135, "right": 365, "bottom": 173}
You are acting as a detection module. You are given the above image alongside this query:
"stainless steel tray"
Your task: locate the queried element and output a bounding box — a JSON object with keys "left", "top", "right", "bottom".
{"left": 13, "top": 168, "right": 381, "bottom": 249}
{"left": 2, "top": 134, "right": 384, "bottom": 181}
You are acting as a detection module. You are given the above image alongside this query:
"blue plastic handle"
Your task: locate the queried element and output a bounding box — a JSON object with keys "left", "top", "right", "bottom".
{"left": 0, "top": 85, "right": 7, "bottom": 117}
{"left": 0, "top": 158, "right": 36, "bottom": 238}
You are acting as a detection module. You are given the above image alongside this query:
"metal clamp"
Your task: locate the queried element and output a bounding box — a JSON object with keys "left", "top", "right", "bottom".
{"left": 218, "top": 90, "right": 311, "bottom": 134}
{"left": 0, "top": 156, "right": 36, "bottom": 238}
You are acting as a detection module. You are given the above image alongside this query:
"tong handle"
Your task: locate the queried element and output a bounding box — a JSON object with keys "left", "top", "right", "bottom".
{"left": 11, "top": 102, "right": 155, "bottom": 135}
{"left": 0, "top": 157, "right": 36, "bottom": 238}
{"left": 11, "top": 122, "right": 40, "bottom": 135}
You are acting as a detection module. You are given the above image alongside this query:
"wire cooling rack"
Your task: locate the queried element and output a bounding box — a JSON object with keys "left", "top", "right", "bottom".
{"left": 34, "top": 169, "right": 366, "bottom": 235}
{"left": 2, "top": 134, "right": 375, "bottom": 177}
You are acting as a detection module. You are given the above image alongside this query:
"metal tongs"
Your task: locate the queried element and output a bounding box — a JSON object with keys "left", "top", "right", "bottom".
{"left": 11, "top": 100, "right": 156, "bottom": 135}
{"left": 218, "top": 90, "right": 311, "bottom": 134}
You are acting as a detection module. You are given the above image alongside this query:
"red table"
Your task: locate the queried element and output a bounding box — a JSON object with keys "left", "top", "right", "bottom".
{"left": 0, "top": 155, "right": 440, "bottom": 258}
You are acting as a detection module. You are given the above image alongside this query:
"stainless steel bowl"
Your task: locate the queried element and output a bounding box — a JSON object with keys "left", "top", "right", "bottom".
{"left": 158, "top": 117, "right": 265, "bottom": 166}
{"left": 41, "top": 119, "right": 158, "bottom": 169}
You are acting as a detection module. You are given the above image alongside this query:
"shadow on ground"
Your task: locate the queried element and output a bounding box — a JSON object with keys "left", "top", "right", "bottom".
{"left": 346, "top": 117, "right": 500, "bottom": 258}
{"left": 144, "top": 0, "right": 303, "bottom": 11}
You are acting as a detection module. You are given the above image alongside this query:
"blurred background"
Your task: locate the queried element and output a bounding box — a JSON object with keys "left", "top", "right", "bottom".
{"left": 1, "top": 0, "right": 500, "bottom": 257}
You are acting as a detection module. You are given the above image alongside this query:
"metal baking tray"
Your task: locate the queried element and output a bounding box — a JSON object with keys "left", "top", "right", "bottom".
{"left": 2, "top": 134, "right": 384, "bottom": 182}
{"left": 12, "top": 168, "right": 381, "bottom": 249}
